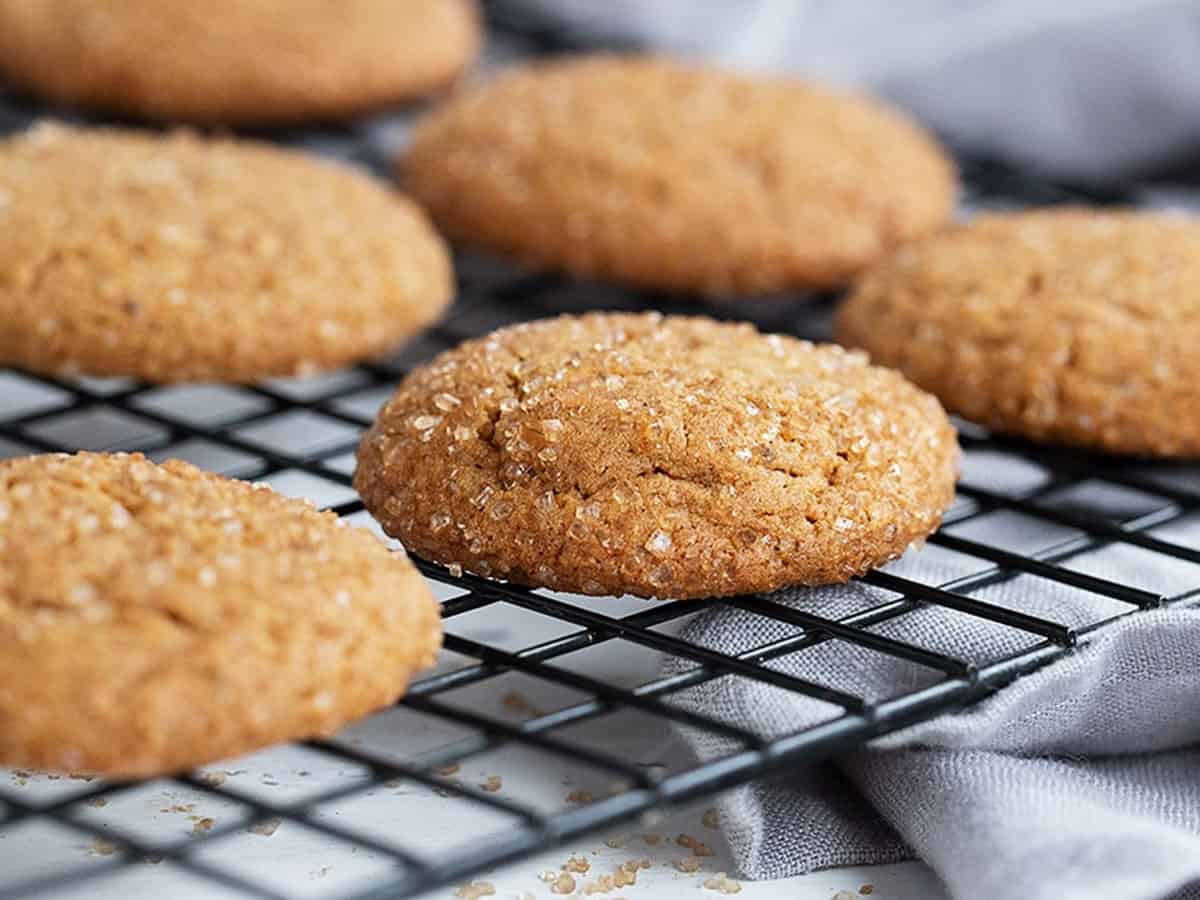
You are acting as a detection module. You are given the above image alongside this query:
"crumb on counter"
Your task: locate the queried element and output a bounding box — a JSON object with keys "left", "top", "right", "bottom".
{"left": 703, "top": 873, "right": 742, "bottom": 894}
{"left": 453, "top": 881, "right": 496, "bottom": 899}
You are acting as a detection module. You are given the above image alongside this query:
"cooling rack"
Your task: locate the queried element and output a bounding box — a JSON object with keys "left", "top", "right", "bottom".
{"left": 3, "top": 7, "right": 1200, "bottom": 900}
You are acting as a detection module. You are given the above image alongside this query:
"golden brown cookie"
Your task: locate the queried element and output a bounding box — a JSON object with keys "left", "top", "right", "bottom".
{"left": 0, "top": 0, "right": 481, "bottom": 124}
{"left": 355, "top": 313, "right": 958, "bottom": 599}
{"left": 836, "top": 208, "right": 1200, "bottom": 457}
{"left": 0, "top": 452, "right": 441, "bottom": 777}
{"left": 400, "top": 55, "right": 956, "bottom": 296}
{"left": 0, "top": 123, "right": 453, "bottom": 383}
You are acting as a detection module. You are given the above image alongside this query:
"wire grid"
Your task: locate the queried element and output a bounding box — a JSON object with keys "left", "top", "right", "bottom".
{"left": 3, "top": 13, "right": 1200, "bottom": 900}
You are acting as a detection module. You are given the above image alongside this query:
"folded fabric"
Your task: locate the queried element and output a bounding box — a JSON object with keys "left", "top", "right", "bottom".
{"left": 663, "top": 484, "right": 1200, "bottom": 900}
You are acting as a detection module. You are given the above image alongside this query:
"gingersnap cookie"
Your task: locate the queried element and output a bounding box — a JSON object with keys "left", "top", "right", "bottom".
{"left": 0, "top": 123, "right": 453, "bottom": 383}
{"left": 400, "top": 55, "right": 956, "bottom": 297}
{"left": 0, "top": 0, "right": 480, "bottom": 124}
{"left": 0, "top": 452, "right": 441, "bottom": 777}
{"left": 836, "top": 208, "right": 1200, "bottom": 457}
{"left": 355, "top": 313, "right": 958, "bottom": 600}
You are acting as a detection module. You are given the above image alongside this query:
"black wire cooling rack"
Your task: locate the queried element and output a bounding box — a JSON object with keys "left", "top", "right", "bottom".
{"left": 3, "top": 7, "right": 1200, "bottom": 900}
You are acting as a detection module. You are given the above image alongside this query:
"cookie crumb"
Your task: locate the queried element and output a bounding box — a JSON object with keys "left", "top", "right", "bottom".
{"left": 250, "top": 817, "right": 282, "bottom": 837}
{"left": 88, "top": 797, "right": 108, "bottom": 808}
{"left": 613, "top": 861, "right": 641, "bottom": 888}
{"left": 832, "top": 892, "right": 857, "bottom": 900}
{"left": 191, "top": 817, "right": 216, "bottom": 834}
{"left": 501, "top": 691, "right": 542, "bottom": 717}
{"left": 550, "top": 873, "right": 576, "bottom": 894}
{"left": 564, "top": 855, "right": 590, "bottom": 874}
{"left": 480, "top": 775, "right": 502, "bottom": 793}
{"left": 860, "top": 886, "right": 875, "bottom": 896}
{"left": 89, "top": 837, "right": 119, "bottom": 856}
{"left": 566, "top": 789, "right": 593, "bottom": 804}
{"left": 640, "top": 833, "right": 662, "bottom": 846}
{"left": 200, "top": 770, "right": 227, "bottom": 787}
{"left": 603, "top": 835, "right": 627, "bottom": 849}
{"left": 454, "top": 881, "right": 496, "bottom": 900}
{"left": 436, "top": 763, "right": 461, "bottom": 776}
{"left": 701, "top": 808, "right": 720, "bottom": 829}
{"left": 674, "top": 857, "right": 701, "bottom": 873}
{"left": 703, "top": 873, "right": 742, "bottom": 894}
{"left": 538, "top": 871, "right": 557, "bottom": 883}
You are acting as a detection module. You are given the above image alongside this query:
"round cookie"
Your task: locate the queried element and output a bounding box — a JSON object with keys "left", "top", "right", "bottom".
{"left": 355, "top": 313, "right": 959, "bottom": 600}
{"left": 400, "top": 55, "right": 957, "bottom": 296}
{"left": 0, "top": 452, "right": 441, "bottom": 777}
{"left": 0, "top": 0, "right": 481, "bottom": 124}
{"left": 836, "top": 208, "right": 1200, "bottom": 457}
{"left": 0, "top": 123, "right": 453, "bottom": 383}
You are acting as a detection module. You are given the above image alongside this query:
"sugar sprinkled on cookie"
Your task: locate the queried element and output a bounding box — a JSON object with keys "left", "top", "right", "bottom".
{"left": 355, "top": 313, "right": 958, "bottom": 599}
{"left": 0, "top": 0, "right": 481, "bottom": 123}
{"left": 837, "top": 207, "right": 1200, "bottom": 457}
{"left": 401, "top": 55, "right": 956, "bottom": 296}
{"left": 0, "top": 123, "right": 453, "bottom": 383}
{"left": 0, "top": 452, "right": 441, "bottom": 776}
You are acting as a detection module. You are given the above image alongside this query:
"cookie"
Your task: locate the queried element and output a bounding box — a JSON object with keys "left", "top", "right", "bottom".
{"left": 400, "top": 55, "right": 956, "bottom": 296}
{"left": 0, "top": 123, "right": 453, "bottom": 383}
{"left": 0, "top": 0, "right": 480, "bottom": 124}
{"left": 0, "top": 452, "right": 441, "bottom": 777}
{"left": 355, "top": 313, "right": 958, "bottom": 600}
{"left": 836, "top": 208, "right": 1200, "bottom": 457}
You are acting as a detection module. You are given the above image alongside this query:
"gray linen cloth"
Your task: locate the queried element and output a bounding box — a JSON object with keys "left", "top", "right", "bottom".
{"left": 663, "top": 470, "right": 1200, "bottom": 900}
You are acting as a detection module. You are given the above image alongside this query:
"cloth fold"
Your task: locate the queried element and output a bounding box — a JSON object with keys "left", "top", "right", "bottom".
{"left": 663, "top": 502, "right": 1200, "bottom": 900}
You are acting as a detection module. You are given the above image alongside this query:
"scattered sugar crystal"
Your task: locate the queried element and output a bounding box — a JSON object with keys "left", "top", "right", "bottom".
{"left": 447, "top": 563, "right": 463, "bottom": 577}
{"left": 78, "top": 514, "right": 100, "bottom": 533}
{"left": 538, "top": 447, "right": 558, "bottom": 462}
{"left": 645, "top": 530, "right": 672, "bottom": 555}
{"left": 453, "top": 425, "right": 475, "bottom": 442}
{"left": 69, "top": 583, "right": 98, "bottom": 605}
{"left": 430, "top": 513, "right": 452, "bottom": 531}
{"left": 615, "top": 398, "right": 630, "bottom": 410}
{"left": 198, "top": 567, "right": 217, "bottom": 587}
{"left": 412, "top": 414, "right": 441, "bottom": 430}
{"left": 312, "top": 691, "right": 334, "bottom": 711}
{"left": 499, "top": 398, "right": 519, "bottom": 413}
{"left": 536, "top": 492, "right": 556, "bottom": 513}
{"left": 834, "top": 517, "right": 855, "bottom": 531}
{"left": 735, "top": 448, "right": 752, "bottom": 462}
{"left": 605, "top": 374, "right": 624, "bottom": 391}
{"left": 541, "top": 418, "right": 564, "bottom": 439}
{"left": 333, "top": 590, "right": 351, "bottom": 607}
{"left": 473, "top": 486, "right": 494, "bottom": 508}
{"left": 489, "top": 501, "right": 513, "bottom": 521}
{"left": 433, "top": 393, "right": 461, "bottom": 411}
{"left": 745, "top": 402, "right": 760, "bottom": 416}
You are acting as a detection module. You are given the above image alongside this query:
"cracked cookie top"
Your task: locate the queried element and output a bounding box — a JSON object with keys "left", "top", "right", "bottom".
{"left": 836, "top": 208, "right": 1200, "bottom": 457}
{"left": 355, "top": 313, "right": 959, "bottom": 599}
{"left": 0, "top": 123, "right": 452, "bottom": 383}
{"left": 0, "top": 452, "right": 441, "bottom": 776}
{"left": 400, "top": 54, "right": 956, "bottom": 296}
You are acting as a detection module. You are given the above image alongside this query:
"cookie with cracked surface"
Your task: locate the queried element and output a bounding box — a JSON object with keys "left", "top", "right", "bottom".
{"left": 0, "top": 452, "right": 441, "bottom": 777}
{"left": 354, "top": 313, "right": 958, "bottom": 600}
{"left": 0, "top": 123, "right": 453, "bottom": 383}
{"left": 400, "top": 55, "right": 956, "bottom": 296}
{"left": 0, "top": 0, "right": 480, "bottom": 124}
{"left": 836, "top": 208, "right": 1200, "bottom": 457}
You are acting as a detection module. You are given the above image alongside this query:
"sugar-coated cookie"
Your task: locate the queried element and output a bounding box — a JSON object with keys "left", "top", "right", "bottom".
{"left": 355, "top": 313, "right": 958, "bottom": 599}
{"left": 836, "top": 208, "right": 1200, "bottom": 457}
{"left": 401, "top": 55, "right": 957, "bottom": 296}
{"left": 0, "top": 452, "right": 441, "bottom": 777}
{"left": 0, "top": 124, "right": 453, "bottom": 383}
{"left": 0, "top": 0, "right": 481, "bottom": 123}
